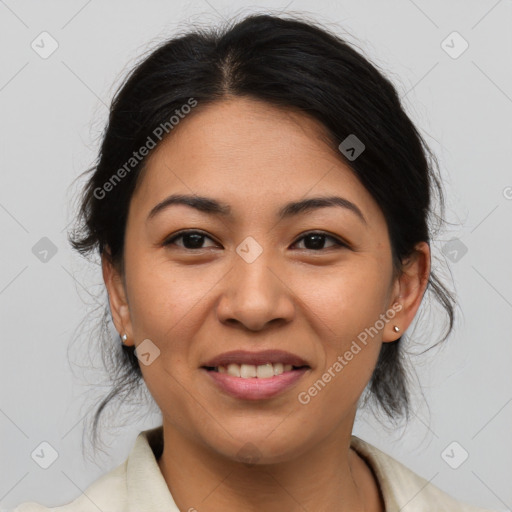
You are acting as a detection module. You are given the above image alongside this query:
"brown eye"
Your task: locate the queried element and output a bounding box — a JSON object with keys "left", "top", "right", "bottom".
{"left": 162, "top": 230, "right": 348, "bottom": 251}
{"left": 293, "top": 232, "right": 347, "bottom": 251}
{"left": 163, "top": 230, "right": 218, "bottom": 250}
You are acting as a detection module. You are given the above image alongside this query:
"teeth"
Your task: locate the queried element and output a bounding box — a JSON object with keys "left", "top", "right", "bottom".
{"left": 227, "top": 364, "right": 241, "bottom": 377}
{"left": 217, "top": 362, "right": 297, "bottom": 379}
{"left": 273, "top": 363, "right": 284, "bottom": 375}
{"left": 240, "top": 364, "right": 257, "bottom": 378}
{"left": 257, "top": 363, "right": 274, "bottom": 378}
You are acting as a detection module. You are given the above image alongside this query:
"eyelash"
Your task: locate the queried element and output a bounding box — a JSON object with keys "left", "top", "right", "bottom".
{"left": 162, "top": 230, "right": 348, "bottom": 251}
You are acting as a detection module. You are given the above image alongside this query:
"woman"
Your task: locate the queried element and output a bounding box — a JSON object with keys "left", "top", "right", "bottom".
{"left": 14, "top": 13, "right": 495, "bottom": 512}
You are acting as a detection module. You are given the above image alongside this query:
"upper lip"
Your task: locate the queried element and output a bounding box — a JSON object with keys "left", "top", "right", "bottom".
{"left": 201, "top": 350, "right": 310, "bottom": 368}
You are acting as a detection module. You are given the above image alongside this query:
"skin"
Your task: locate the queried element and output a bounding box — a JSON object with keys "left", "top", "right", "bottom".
{"left": 103, "top": 96, "right": 430, "bottom": 512}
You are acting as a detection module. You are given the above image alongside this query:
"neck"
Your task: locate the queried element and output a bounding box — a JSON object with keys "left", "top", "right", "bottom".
{"left": 156, "top": 420, "right": 384, "bottom": 512}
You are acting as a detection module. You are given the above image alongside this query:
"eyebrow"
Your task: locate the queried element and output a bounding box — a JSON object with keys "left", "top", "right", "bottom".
{"left": 146, "top": 193, "right": 367, "bottom": 225}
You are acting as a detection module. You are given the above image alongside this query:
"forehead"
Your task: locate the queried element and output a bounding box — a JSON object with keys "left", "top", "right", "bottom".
{"left": 131, "top": 97, "right": 386, "bottom": 229}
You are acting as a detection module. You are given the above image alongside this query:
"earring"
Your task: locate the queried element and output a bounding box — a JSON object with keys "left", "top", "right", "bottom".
{"left": 393, "top": 326, "right": 400, "bottom": 333}
{"left": 121, "top": 333, "right": 128, "bottom": 343}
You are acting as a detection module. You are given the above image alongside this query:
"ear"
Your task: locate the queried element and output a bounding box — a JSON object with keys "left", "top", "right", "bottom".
{"left": 101, "top": 247, "right": 134, "bottom": 346}
{"left": 382, "top": 241, "right": 431, "bottom": 343}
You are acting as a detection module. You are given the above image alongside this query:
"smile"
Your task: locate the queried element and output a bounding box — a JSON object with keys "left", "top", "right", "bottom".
{"left": 206, "top": 362, "right": 307, "bottom": 378}
{"left": 202, "top": 364, "right": 310, "bottom": 400}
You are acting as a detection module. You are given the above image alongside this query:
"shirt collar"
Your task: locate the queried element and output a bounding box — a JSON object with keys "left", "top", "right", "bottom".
{"left": 125, "top": 425, "right": 399, "bottom": 511}
{"left": 126, "top": 426, "right": 180, "bottom": 511}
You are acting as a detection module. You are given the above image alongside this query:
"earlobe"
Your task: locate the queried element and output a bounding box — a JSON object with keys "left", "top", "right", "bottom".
{"left": 383, "top": 241, "right": 431, "bottom": 343}
{"left": 101, "top": 249, "right": 134, "bottom": 346}
{"left": 381, "top": 301, "right": 403, "bottom": 343}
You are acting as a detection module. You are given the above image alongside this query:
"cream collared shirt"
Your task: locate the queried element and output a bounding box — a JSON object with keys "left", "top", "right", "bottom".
{"left": 14, "top": 426, "right": 495, "bottom": 511}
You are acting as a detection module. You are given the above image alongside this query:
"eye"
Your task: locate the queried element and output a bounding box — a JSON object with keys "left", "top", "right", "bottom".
{"left": 163, "top": 230, "right": 348, "bottom": 251}
{"left": 292, "top": 231, "right": 347, "bottom": 251}
{"left": 163, "top": 230, "right": 218, "bottom": 250}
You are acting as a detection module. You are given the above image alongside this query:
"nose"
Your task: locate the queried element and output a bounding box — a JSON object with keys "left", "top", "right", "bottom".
{"left": 216, "top": 248, "right": 295, "bottom": 332}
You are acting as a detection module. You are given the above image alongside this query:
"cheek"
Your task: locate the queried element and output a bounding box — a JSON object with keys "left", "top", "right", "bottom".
{"left": 125, "top": 252, "right": 205, "bottom": 340}
{"left": 124, "top": 254, "right": 217, "bottom": 392}
{"left": 300, "top": 258, "right": 391, "bottom": 336}
{"left": 298, "top": 261, "right": 389, "bottom": 395}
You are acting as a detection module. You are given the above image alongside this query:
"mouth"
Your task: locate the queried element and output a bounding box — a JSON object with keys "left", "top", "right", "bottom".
{"left": 200, "top": 350, "right": 311, "bottom": 400}
{"left": 203, "top": 362, "right": 309, "bottom": 378}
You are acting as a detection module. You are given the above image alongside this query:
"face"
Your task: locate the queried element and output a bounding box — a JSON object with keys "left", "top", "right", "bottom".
{"left": 104, "top": 96, "right": 429, "bottom": 464}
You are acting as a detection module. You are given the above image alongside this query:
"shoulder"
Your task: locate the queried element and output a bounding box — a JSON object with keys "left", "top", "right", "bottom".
{"left": 12, "top": 426, "right": 171, "bottom": 512}
{"left": 350, "top": 435, "right": 496, "bottom": 512}
{"left": 12, "top": 460, "right": 128, "bottom": 512}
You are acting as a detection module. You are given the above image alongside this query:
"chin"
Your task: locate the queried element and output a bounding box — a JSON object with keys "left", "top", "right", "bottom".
{"left": 202, "top": 421, "right": 315, "bottom": 466}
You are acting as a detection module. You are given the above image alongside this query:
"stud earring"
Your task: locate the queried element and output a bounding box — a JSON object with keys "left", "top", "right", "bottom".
{"left": 393, "top": 326, "right": 400, "bottom": 333}
{"left": 121, "top": 333, "right": 128, "bottom": 342}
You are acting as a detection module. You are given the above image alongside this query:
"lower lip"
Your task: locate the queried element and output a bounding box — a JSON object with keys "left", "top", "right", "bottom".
{"left": 203, "top": 367, "right": 309, "bottom": 400}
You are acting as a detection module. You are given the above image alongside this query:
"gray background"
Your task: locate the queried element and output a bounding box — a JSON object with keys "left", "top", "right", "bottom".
{"left": 1, "top": 0, "right": 511, "bottom": 510}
